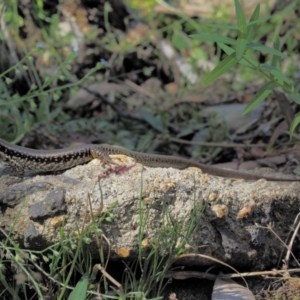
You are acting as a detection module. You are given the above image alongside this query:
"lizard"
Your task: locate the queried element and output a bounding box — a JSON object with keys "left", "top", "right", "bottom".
{"left": 0, "top": 137, "right": 298, "bottom": 181}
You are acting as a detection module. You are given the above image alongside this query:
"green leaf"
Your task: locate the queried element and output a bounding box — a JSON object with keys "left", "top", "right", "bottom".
{"left": 260, "top": 64, "right": 291, "bottom": 84}
{"left": 218, "top": 43, "right": 234, "bottom": 55}
{"left": 219, "top": 44, "right": 258, "bottom": 69}
{"left": 177, "top": 126, "right": 200, "bottom": 138}
{"left": 271, "top": 37, "right": 281, "bottom": 69}
{"left": 240, "top": 54, "right": 259, "bottom": 70}
{"left": 289, "top": 90, "right": 300, "bottom": 105}
{"left": 189, "top": 34, "right": 236, "bottom": 45}
{"left": 246, "top": 4, "right": 260, "bottom": 40}
{"left": 236, "top": 38, "right": 247, "bottom": 61}
{"left": 42, "top": 255, "right": 49, "bottom": 262}
{"left": 238, "top": 53, "right": 259, "bottom": 69}
{"left": 4, "top": 77, "right": 12, "bottom": 84}
{"left": 68, "top": 273, "right": 89, "bottom": 300}
{"left": 246, "top": 16, "right": 269, "bottom": 26}
{"left": 203, "top": 23, "right": 238, "bottom": 30}
{"left": 246, "top": 42, "right": 286, "bottom": 57}
{"left": 282, "top": 82, "right": 294, "bottom": 94}
{"left": 190, "top": 48, "right": 208, "bottom": 60}
{"left": 290, "top": 111, "right": 300, "bottom": 135}
{"left": 243, "top": 81, "right": 276, "bottom": 114}
{"left": 53, "top": 92, "right": 60, "bottom": 101}
{"left": 139, "top": 110, "right": 165, "bottom": 132}
{"left": 235, "top": 0, "right": 247, "bottom": 34}
{"left": 204, "top": 53, "right": 238, "bottom": 84}
{"left": 172, "top": 32, "right": 191, "bottom": 49}
{"left": 136, "top": 132, "right": 155, "bottom": 151}
{"left": 30, "top": 83, "right": 37, "bottom": 91}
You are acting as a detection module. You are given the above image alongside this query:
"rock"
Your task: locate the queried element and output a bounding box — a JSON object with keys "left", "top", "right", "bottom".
{"left": 0, "top": 155, "right": 299, "bottom": 269}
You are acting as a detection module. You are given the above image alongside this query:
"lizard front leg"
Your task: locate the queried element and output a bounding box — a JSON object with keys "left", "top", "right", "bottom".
{"left": 90, "top": 148, "right": 113, "bottom": 167}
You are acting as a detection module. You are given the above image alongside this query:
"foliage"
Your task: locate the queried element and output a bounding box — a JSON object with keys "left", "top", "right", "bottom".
{"left": 0, "top": 1, "right": 103, "bottom": 143}
{"left": 0, "top": 0, "right": 299, "bottom": 298}
{"left": 0, "top": 178, "right": 204, "bottom": 299}
{"left": 1, "top": 0, "right": 299, "bottom": 154}
{"left": 190, "top": 0, "right": 300, "bottom": 134}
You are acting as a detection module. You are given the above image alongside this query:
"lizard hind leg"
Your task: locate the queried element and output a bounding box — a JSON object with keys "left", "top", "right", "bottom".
{"left": 90, "top": 148, "right": 113, "bottom": 167}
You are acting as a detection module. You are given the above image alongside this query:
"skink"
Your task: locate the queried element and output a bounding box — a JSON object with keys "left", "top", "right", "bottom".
{"left": 0, "top": 138, "right": 298, "bottom": 181}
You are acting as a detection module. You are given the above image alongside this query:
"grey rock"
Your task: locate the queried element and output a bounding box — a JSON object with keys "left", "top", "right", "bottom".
{"left": 0, "top": 156, "right": 299, "bottom": 270}
{"left": 28, "top": 188, "right": 66, "bottom": 220}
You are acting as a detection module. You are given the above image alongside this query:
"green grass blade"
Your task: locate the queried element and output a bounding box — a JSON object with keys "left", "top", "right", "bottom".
{"left": 271, "top": 37, "right": 281, "bottom": 69}
{"left": 204, "top": 53, "right": 237, "bottom": 84}
{"left": 239, "top": 53, "right": 259, "bottom": 69}
{"left": 243, "top": 81, "right": 276, "bottom": 114}
{"left": 290, "top": 111, "right": 300, "bottom": 135}
{"left": 219, "top": 44, "right": 257, "bottom": 69}
{"left": 68, "top": 273, "right": 89, "bottom": 300}
{"left": 246, "top": 4, "right": 260, "bottom": 40}
{"left": 190, "top": 33, "right": 236, "bottom": 45}
{"left": 234, "top": 0, "right": 247, "bottom": 34}
{"left": 172, "top": 32, "right": 191, "bottom": 49}
{"left": 260, "top": 64, "right": 291, "bottom": 84}
{"left": 218, "top": 43, "right": 234, "bottom": 55}
{"left": 289, "top": 90, "right": 300, "bottom": 105}
{"left": 139, "top": 110, "right": 165, "bottom": 133}
{"left": 246, "top": 16, "right": 270, "bottom": 26}
{"left": 236, "top": 38, "right": 247, "bottom": 60}
{"left": 248, "top": 4, "right": 260, "bottom": 23}
{"left": 282, "top": 82, "right": 294, "bottom": 94}
{"left": 203, "top": 23, "right": 238, "bottom": 30}
{"left": 246, "top": 42, "right": 286, "bottom": 57}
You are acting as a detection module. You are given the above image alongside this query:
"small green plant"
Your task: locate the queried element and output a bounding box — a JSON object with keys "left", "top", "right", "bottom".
{"left": 67, "top": 273, "right": 89, "bottom": 300}
{"left": 118, "top": 174, "right": 205, "bottom": 299}
{"left": 0, "top": 174, "right": 204, "bottom": 299}
{"left": 189, "top": 0, "right": 300, "bottom": 135}
{"left": 0, "top": 188, "right": 116, "bottom": 299}
{"left": 0, "top": 2, "right": 105, "bottom": 143}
